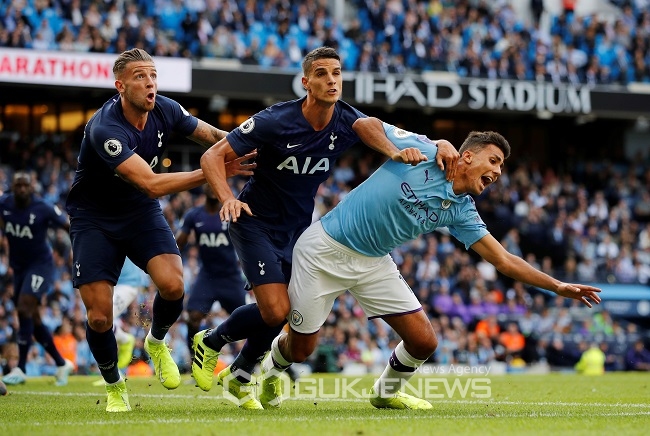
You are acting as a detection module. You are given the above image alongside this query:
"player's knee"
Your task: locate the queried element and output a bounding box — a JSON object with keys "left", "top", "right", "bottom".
{"left": 87, "top": 314, "right": 112, "bottom": 333}
{"left": 261, "top": 311, "right": 286, "bottom": 327}
{"left": 16, "top": 304, "right": 34, "bottom": 318}
{"left": 155, "top": 278, "right": 184, "bottom": 300}
{"left": 260, "top": 303, "right": 291, "bottom": 327}
{"left": 405, "top": 332, "right": 438, "bottom": 359}
{"left": 289, "top": 344, "right": 314, "bottom": 363}
{"left": 16, "top": 297, "right": 37, "bottom": 316}
{"left": 187, "top": 311, "right": 203, "bottom": 329}
{"left": 426, "top": 334, "right": 439, "bottom": 356}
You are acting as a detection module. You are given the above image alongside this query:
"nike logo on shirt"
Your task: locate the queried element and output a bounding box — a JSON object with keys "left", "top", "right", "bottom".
{"left": 286, "top": 143, "right": 302, "bottom": 148}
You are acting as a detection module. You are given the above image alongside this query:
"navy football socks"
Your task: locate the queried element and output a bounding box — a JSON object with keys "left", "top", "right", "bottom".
{"left": 33, "top": 323, "right": 66, "bottom": 366}
{"left": 204, "top": 303, "right": 267, "bottom": 351}
{"left": 17, "top": 315, "right": 34, "bottom": 372}
{"left": 86, "top": 323, "right": 120, "bottom": 384}
{"left": 150, "top": 293, "right": 184, "bottom": 341}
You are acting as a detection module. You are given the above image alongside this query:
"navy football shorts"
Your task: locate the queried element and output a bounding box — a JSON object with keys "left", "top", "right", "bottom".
{"left": 12, "top": 262, "right": 55, "bottom": 303}
{"left": 228, "top": 217, "right": 305, "bottom": 288}
{"left": 186, "top": 271, "right": 246, "bottom": 314}
{"left": 69, "top": 209, "right": 180, "bottom": 288}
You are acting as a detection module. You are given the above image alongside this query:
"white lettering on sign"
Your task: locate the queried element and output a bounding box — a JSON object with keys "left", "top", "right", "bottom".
{"left": 345, "top": 73, "right": 591, "bottom": 114}
{"left": 0, "top": 49, "right": 191, "bottom": 92}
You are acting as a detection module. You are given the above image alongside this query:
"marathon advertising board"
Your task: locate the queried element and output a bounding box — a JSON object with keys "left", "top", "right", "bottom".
{"left": 0, "top": 48, "right": 192, "bottom": 92}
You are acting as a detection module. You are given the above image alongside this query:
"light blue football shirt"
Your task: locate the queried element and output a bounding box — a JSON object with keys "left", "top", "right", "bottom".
{"left": 320, "top": 123, "right": 489, "bottom": 257}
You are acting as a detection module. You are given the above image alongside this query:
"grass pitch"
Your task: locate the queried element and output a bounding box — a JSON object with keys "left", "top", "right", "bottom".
{"left": 0, "top": 372, "right": 648, "bottom": 435}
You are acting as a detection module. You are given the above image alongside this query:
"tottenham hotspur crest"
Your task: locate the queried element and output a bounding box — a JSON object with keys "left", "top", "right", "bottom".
{"left": 329, "top": 132, "right": 337, "bottom": 150}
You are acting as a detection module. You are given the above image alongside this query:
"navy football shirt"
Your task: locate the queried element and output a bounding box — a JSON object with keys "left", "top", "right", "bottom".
{"left": 227, "top": 97, "right": 366, "bottom": 232}
{"left": 66, "top": 94, "right": 198, "bottom": 218}
{"left": 179, "top": 206, "right": 241, "bottom": 276}
{"left": 0, "top": 193, "right": 68, "bottom": 270}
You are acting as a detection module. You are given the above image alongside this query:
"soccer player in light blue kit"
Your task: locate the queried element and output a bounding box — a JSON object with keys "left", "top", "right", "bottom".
{"left": 0, "top": 172, "right": 74, "bottom": 386}
{"left": 262, "top": 120, "right": 603, "bottom": 409}
{"left": 112, "top": 257, "right": 150, "bottom": 370}
{"left": 194, "top": 46, "right": 459, "bottom": 409}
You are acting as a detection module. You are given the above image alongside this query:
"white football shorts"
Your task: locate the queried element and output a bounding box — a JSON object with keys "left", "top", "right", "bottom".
{"left": 288, "top": 221, "right": 422, "bottom": 334}
{"left": 113, "top": 284, "right": 140, "bottom": 317}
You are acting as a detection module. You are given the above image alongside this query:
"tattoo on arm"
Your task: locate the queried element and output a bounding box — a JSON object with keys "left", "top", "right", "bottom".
{"left": 192, "top": 121, "right": 227, "bottom": 148}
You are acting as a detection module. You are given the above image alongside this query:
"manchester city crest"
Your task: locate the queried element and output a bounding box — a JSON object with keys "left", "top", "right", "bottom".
{"left": 291, "top": 309, "right": 303, "bottom": 326}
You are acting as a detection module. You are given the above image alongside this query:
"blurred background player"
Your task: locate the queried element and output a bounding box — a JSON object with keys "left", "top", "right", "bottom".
{"left": 175, "top": 184, "right": 246, "bottom": 359}
{"left": 113, "top": 257, "right": 149, "bottom": 370}
{"left": 0, "top": 171, "right": 74, "bottom": 386}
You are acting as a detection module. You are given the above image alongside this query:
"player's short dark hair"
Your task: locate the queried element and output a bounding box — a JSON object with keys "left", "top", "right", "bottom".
{"left": 459, "top": 131, "right": 511, "bottom": 159}
{"left": 113, "top": 48, "right": 154, "bottom": 78}
{"left": 302, "top": 46, "right": 340, "bottom": 76}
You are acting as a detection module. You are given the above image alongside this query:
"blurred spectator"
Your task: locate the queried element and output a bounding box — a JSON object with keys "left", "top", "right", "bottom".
{"left": 574, "top": 342, "right": 606, "bottom": 375}
{"left": 499, "top": 322, "right": 526, "bottom": 359}
{"left": 625, "top": 339, "right": 650, "bottom": 371}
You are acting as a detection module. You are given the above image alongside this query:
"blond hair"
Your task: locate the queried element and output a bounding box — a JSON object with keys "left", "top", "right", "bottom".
{"left": 113, "top": 48, "right": 154, "bottom": 78}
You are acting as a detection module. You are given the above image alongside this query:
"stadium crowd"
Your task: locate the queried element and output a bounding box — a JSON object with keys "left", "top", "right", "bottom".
{"left": 2, "top": 0, "right": 650, "bottom": 84}
{"left": 0, "top": 127, "right": 649, "bottom": 379}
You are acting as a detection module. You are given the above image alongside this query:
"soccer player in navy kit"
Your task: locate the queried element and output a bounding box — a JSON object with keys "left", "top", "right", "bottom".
{"left": 193, "top": 46, "right": 459, "bottom": 409}
{"left": 262, "top": 121, "right": 602, "bottom": 409}
{"left": 65, "top": 48, "right": 255, "bottom": 412}
{"left": 175, "top": 184, "right": 246, "bottom": 358}
{"left": 0, "top": 171, "right": 74, "bottom": 386}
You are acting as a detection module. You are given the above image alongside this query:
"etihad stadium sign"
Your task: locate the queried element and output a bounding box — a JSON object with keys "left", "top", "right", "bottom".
{"left": 192, "top": 64, "right": 648, "bottom": 119}
{"left": 346, "top": 73, "right": 591, "bottom": 114}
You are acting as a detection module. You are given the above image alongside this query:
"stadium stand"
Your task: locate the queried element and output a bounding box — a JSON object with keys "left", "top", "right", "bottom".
{"left": 1, "top": 0, "right": 650, "bottom": 83}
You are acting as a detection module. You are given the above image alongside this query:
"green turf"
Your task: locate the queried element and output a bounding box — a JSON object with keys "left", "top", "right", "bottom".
{"left": 0, "top": 372, "right": 648, "bottom": 435}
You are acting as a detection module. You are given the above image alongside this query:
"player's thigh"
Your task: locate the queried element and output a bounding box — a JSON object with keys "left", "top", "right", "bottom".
{"left": 349, "top": 256, "right": 422, "bottom": 321}
{"left": 287, "top": 224, "right": 351, "bottom": 335}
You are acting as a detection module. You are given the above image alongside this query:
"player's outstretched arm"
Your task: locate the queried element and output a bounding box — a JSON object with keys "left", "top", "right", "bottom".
{"left": 352, "top": 117, "right": 427, "bottom": 166}
{"left": 471, "top": 234, "right": 602, "bottom": 308}
{"left": 115, "top": 153, "right": 204, "bottom": 198}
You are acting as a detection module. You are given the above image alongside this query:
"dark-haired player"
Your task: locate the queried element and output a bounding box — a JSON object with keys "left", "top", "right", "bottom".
{"left": 0, "top": 171, "right": 74, "bottom": 387}
{"left": 193, "top": 46, "right": 459, "bottom": 409}
{"left": 176, "top": 184, "right": 246, "bottom": 359}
